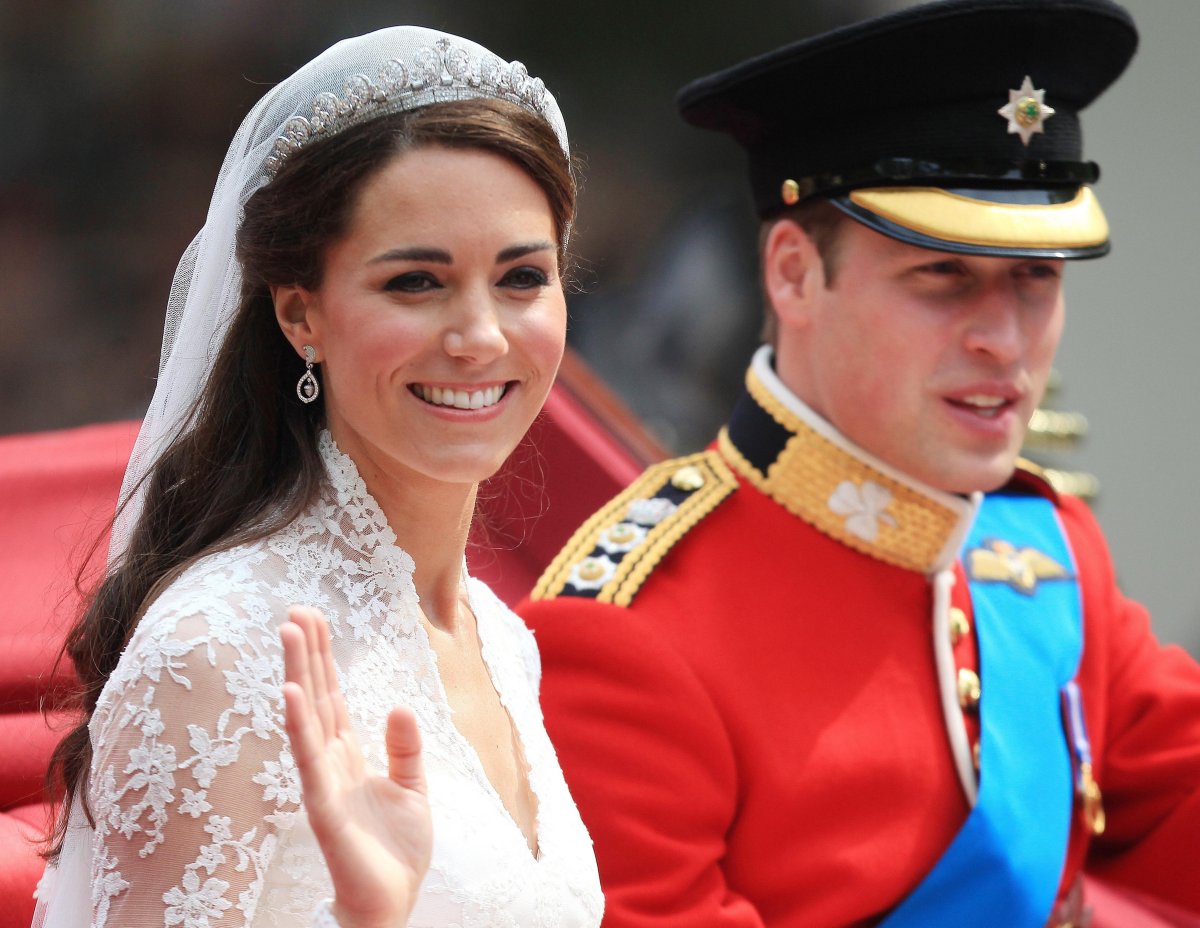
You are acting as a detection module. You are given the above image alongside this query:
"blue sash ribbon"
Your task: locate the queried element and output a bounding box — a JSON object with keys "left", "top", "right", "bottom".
{"left": 880, "top": 494, "right": 1083, "bottom": 927}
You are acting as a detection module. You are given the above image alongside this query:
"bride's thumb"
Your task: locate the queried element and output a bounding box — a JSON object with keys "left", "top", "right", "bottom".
{"left": 385, "top": 705, "right": 427, "bottom": 794}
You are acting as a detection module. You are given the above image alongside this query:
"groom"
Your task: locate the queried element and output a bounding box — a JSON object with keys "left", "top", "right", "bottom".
{"left": 521, "top": 0, "right": 1200, "bottom": 925}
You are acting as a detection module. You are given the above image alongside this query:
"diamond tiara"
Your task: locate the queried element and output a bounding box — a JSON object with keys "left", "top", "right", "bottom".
{"left": 264, "top": 37, "right": 557, "bottom": 177}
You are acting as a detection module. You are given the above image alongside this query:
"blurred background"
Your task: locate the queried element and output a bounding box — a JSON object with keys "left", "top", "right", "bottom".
{"left": 2, "top": 0, "right": 1197, "bottom": 654}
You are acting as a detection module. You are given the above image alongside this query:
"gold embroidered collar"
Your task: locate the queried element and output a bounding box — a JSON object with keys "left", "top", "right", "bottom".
{"left": 718, "top": 347, "right": 978, "bottom": 574}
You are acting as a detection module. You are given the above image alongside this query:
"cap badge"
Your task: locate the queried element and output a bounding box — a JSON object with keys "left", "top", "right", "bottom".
{"left": 998, "top": 75, "right": 1056, "bottom": 146}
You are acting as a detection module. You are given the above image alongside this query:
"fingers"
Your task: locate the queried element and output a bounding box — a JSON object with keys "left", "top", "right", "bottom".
{"left": 385, "top": 705, "right": 427, "bottom": 796}
{"left": 282, "top": 608, "right": 339, "bottom": 807}
{"left": 315, "top": 606, "right": 353, "bottom": 736}
{"left": 297, "top": 607, "right": 340, "bottom": 741}
{"left": 280, "top": 616, "right": 315, "bottom": 722}
{"left": 283, "top": 604, "right": 360, "bottom": 742}
{"left": 282, "top": 679, "right": 328, "bottom": 792}
{"left": 281, "top": 607, "right": 332, "bottom": 750}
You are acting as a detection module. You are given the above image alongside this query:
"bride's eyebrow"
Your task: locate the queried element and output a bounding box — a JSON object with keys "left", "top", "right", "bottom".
{"left": 368, "top": 246, "right": 452, "bottom": 264}
{"left": 496, "top": 241, "right": 554, "bottom": 263}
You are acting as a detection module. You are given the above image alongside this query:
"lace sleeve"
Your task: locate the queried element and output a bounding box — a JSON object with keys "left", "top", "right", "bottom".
{"left": 87, "top": 591, "right": 301, "bottom": 928}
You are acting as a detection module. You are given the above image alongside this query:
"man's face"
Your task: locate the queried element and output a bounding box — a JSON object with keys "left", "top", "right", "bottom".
{"left": 779, "top": 219, "right": 1065, "bottom": 495}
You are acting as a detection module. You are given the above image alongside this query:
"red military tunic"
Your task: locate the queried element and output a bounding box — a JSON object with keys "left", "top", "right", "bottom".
{"left": 519, "top": 352, "right": 1200, "bottom": 927}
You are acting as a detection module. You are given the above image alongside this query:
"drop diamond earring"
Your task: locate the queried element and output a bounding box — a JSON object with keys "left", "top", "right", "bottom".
{"left": 297, "top": 345, "right": 320, "bottom": 403}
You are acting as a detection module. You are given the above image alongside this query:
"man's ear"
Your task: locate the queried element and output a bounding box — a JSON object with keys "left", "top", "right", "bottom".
{"left": 763, "top": 219, "right": 827, "bottom": 331}
{"left": 272, "top": 284, "right": 320, "bottom": 359}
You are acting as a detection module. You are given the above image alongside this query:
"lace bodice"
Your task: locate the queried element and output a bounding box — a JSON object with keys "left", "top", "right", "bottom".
{"left": 32, "top": 432, "right": 603, "bottom": 928}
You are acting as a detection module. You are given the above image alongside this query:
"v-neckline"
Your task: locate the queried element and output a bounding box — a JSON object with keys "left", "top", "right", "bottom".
{"left": 420, "top": 578, "right": 544, "bottom": 862}
{"left": 314, "top": 435, "right": 544, "bottom": 859}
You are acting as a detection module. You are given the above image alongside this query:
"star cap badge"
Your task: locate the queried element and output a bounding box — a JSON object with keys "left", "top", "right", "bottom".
{"left": 998, "top": 75, "right": 1056, "bottom": 146}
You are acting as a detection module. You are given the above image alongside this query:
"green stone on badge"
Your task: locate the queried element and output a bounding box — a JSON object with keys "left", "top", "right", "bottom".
{"left": 1017, "top": 97, "right": 1040, "bottom": 126}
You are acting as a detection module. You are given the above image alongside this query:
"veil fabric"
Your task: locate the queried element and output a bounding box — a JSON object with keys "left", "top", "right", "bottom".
{"left": 108, "top": 25, "right": 568, "bottom": 566}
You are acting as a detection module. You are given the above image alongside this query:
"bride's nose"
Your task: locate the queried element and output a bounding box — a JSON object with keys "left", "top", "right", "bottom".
{"left": 443, "top": 294, "right": 508, "bottom": 364}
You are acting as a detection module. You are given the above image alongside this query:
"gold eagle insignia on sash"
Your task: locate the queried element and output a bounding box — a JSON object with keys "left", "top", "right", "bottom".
{"left": 966, "top": 538, "right": 1072, "bottom": 595}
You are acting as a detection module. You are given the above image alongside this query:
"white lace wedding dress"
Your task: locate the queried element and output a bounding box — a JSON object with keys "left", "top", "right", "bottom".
{"left": 32, "top": 432, "right": 603, "bottom": 928}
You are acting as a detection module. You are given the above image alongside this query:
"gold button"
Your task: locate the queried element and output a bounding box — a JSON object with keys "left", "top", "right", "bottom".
{"left": 607, "top": 522, "right": 637, "bottom": 545}
{"left": 670, "top": 465, "right": 705, "bottom": 492}
{"left": 973, "top": 741, "right": 981, "bottom": 769}
{"left": 957, "top": 668, "right": 981, "bottom": 710}
{"left": 949, "top": 607, "right": 970, "bottom": 645}
{"left": 1080, "top": 762, "right": 1106, "bottom": 836}
{"left": 781, "top": 178, "right": 801, "bottom": 205}
{"left": 576, "top": 557, "right": 608, "bottom": 583}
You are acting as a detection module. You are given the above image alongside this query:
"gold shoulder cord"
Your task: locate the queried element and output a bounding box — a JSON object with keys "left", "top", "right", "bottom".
{"left": 531, "top": 451, "right": 738, "bottom": 606}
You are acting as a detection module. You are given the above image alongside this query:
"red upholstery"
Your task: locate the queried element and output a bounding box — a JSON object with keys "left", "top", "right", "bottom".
{"left": 0, "top": 805, "right": 52, "bottom": 928}
{"left": 472, "top": 382, "right": 659, "bottom": 604}
{"left": 0, "top": 420, "right": 138, "bottom": 928}
{"left": 1087, "top": 875, "right": 1200, "bottom": 928}
{"left": 0, "top": 359, "right": 657, "bottom": 926}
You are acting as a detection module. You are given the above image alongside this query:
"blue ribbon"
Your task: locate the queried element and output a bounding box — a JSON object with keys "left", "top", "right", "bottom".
{"left": 880, "top": 493, "right": 1083, "bottom": 927}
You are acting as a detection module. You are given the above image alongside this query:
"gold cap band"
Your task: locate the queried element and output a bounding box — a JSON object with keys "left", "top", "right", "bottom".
{"left": 848, "top": 186, "right": 1109, "bottom": 251}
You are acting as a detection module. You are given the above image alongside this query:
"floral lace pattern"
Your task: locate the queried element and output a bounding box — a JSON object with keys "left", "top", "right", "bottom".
{"left": 36, "top": 431, "right": 602, "bottom": 928}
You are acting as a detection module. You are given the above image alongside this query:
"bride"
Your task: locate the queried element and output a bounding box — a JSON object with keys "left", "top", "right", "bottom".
{"left": 35, "top": 26, "right": 602, "bottom": 928}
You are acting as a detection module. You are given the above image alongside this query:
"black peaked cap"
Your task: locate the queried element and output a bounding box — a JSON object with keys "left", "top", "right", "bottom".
{"left": 677, "top": 0, "right": 1138, "bottom": 219}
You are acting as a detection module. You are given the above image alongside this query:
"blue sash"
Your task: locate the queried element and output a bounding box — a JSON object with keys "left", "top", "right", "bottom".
{"left": 880, "top": 494, "right": 1083, "bottom": 927}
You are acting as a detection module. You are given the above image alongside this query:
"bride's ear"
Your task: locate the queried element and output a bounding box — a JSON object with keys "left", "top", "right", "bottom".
{"left": 272, "top": 285, "right": 320, "bottom": 358}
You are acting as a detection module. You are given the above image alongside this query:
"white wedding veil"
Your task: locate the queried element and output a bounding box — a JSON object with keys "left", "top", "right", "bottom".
{"left": 35, "top": 25, "right": 566, "bottom": 928}
{"left": 107, "top": 24, "right": 568, "bottom": 566}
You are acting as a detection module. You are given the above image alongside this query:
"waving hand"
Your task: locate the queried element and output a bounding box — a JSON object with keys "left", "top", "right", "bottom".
{"left": 281, "top": 606, "right": 432, "bottom": 928}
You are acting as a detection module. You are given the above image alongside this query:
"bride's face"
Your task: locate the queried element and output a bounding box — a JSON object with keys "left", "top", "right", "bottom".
{"left": 278, "top": 145, "right": 566, "bottom": 488}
